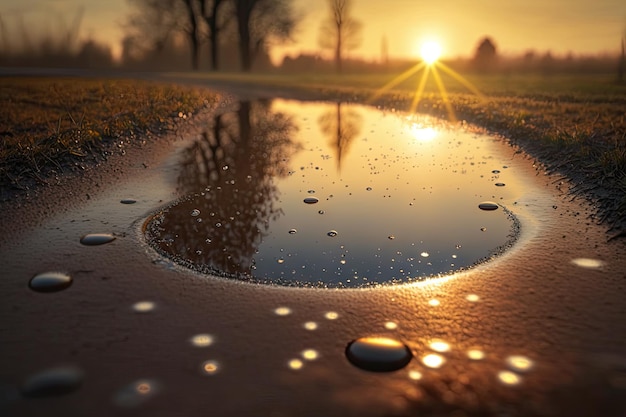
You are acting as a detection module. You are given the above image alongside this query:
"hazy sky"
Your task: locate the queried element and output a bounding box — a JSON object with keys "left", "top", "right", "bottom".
{"left": 1, "top": 0, "right": 625, "bottom": 62}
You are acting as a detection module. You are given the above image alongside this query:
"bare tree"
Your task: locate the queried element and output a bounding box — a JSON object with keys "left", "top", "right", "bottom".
{"left": 199, "top": 0, "right": 230, "bottom": 71}
{"left": 234, "top": 0, "right": 297, "bottom": 72}
{"left": 619, "top": 30, "right": 625, "bottom": 83}
{"left": 318, "top": 0, "right": 362, "bottom": 73}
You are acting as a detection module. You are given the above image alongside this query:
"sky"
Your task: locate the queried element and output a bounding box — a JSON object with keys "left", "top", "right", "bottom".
{"left": 1, "top": 0, "right": 625, "bottom": 63}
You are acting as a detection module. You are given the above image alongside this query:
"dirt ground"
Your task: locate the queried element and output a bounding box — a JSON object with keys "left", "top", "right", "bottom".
{"left": 1, "top": 82, "right": 625, "bottom": 417}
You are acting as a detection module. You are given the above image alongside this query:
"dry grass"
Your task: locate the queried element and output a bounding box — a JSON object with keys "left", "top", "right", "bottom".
{"left": 0, "top": 77, "right": 218, "bottom": 195}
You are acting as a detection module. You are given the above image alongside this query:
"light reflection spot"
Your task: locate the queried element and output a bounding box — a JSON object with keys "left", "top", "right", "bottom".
{"left": 466, "top": 294, "right": 480, "bottom": 302}
{"left": 202, "top": 360, "right": 219, "bottom": 375}
{"left": 506, "top": 355, "right": 534, "bottom": 372}
{"left": 571, "top": 258, "right": 605, "bottom": 269}
{"left": 408, "top": 370, "right": 423, "bottom": 380}
{"left": 288, "top": 359, "right": 304, "bottom": 370}
{"left": 190, "top": 334, "right": 214, "bottom": 347}
{"left": 274, "top": 307, "right": 292, "bottom": 316}
{"left": 303, "top": 321, "right": 318, "bottom": 330}
{"left": 498, "top": 370, "right": 522, "bottom": 386}
{"left": 132, "top": 301, "right": 155, "bottom": 313}
{"left": 324, "top": 311, "right": 339, "bottom": 320}
{"left": 384, "top": 321, "right": 398, "bottom": 330}
{"left": 302, "top": 349, "right": 319, "bottom": 361}
{"left": 429, "top": 340, "right": 451, "bottom": 353}
{"left": 467, "top": 349, "right": 486, "bottom": 360}
{"left": 428, "top": 299, "right": 440, "bottom": 307}
{"left": 422, "top": 353, "right": 445, "bottom": 368}
{"left": 136, "top": 382, "right": 152, "bottom": 394}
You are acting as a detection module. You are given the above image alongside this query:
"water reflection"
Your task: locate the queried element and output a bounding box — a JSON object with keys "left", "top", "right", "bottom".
{"left": 318, "top": 102, "right": 362, "bottom": 171}
{"left": 146, "top": 100, "right": 519, "bottom": 288}
{"left": 147, "top": 101, "right": 300, "bottom": 277}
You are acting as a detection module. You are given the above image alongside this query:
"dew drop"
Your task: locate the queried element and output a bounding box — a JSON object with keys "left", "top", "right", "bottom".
{"left": 327, "top": 230, "right": 338, "bottom": 237}
{"left": 120, "top": 199, "right": 137, "bottom": 204}
{"left": 80, "top": 233, "right": 116, "bottom": 246}
{"left": 303, "top": 321, "right": 318, "bottom": 330}
{"left": 480, "top": 227, "right": 487, "bottom": 232}
{"left": 302, "top": 349, "right": 319, "bottom": 361}
{"left": 478, "top": 202, "right": 499, "bottom": 211}
{"left": 384, "top": 321, "right": 398, "bottom": 330}
{"left": 366, "top": 187, "right": 372, "bottom": 191}
{"left": 191, "top": 209, "right": 201, "bottom": 217}
{"left": 304, "top": 197, "right": 319, "bottom": 204}
{"left": 29, "top": 272, "right": 72, "bottom": 293}
{"left": 467, "top": 349, "right": 486, "bottom": 360}
{"left": 288, "top": 229, "right": 297, "bottom": 235}
{"left": 492, "top": 170, "right": 501, "bottom": 174}
{"left": 288, "top": 359, "right": 304, "bottom": 370}
{"left": 114, "top": 379, "right": 160, "bottom": 408}
{"left": 307, "top": 190, "right": 316, "bottom": 194}
{"left": 318, "top": 210, "right": 325, "bottom": 214}
{"left": 277, "top": 258, "right": 285, "bottom": 264}
{"left": 408, "top": 370, "right": 423, "bottom": 380}
{"left": 420, "top": 252, "right": 429, "bottom": 258}
{"left": 506, "top": 355, "right": 534, "bottom": 372}
{"left": 498, "top": 370, "right": 522, "bottom": 386}
{"left": 20, "top": 366, "right": 83, "bottom": 398}
{"left": 388, "top": 235, "right": 395, "bottom": 240}
{"left": 324, "top": 311, "right": 339, "bottom": 320}
{"left": 346, "top": 337, "right": 412, "bottom": 372}
{"left": 495, "top": 183, "right": 506, "bottom": 187}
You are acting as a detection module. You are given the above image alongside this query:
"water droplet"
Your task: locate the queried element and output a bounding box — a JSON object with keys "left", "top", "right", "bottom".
{"left": 492, "top": 170, "right": 501, "bottom": 174}
{"left": 191, "top": 209, "right": 200, "bottom": 217}
{"left": 303, "top": 321, "right": 318, "bottom": 330}
{"left": 29, "top": 272, "right": 72, "bottom": 293}
{"left": 466, "top": 294, "right": 480, "bottom": 302}
{"left": 288, "top": 359, "right": 304, "bottom": 370}
{"left": 277, "top": 258, "right": 285, "bottom": 264}
{"left": 132, "top": 301, "right": 155, "bottom": 313}
{"left": 304, "top": 197, "right": 319, "bottom": 204}
{"left": 480, "top": 227, "right": 487, "bottom": 232}
{"left": 20, "top": 366, "right": 83, "bottom": 397}
{"left": 571, "top": 258, "right": 605, "bottom": 269}
{"left": 120, "top": 199, "right": 136, "bottom": 204}
{"left": 366, "top": 187, "right": 373, "bottom": 191}
{"left": 388, "top": 235, "right": 395, "bottom": 240}
{"left": 506, "top": 355, "right": 534, "bottom": 372}
{"left": 346, "top": 337, "right": 413, "bottom": 372}
{"left": 408, "top": 370, "right": 422, "bottom": 380}
{"left": 478, "top": 202, "right": 499, "bottom": 211}
{"left": 429, "top": 340, "right": 451, "bottom": 353}
{"left": 288, "top": 229, "right": 297, "bottom": 234}
{"left": 467, "top": 349, "right": 486, "bottom": 360}
{"left": 201, "top": 360, "right": 219, "bottom": 375}
{"left": 114, "top": 379, "right": 160, "bottom": 408}
{"left": 327, "top": 230, "right": 338, "bottom": 237}
{"left": 190, "top": 334, "right": 214, "bottom": 347}
{"left": 324, "top": 311, "right": 339, "bottom": 320}
{"left": 302, "top": 349, "right": 319, "bottom": 361}
{"left": 384, "top": 321, "right": 398, "bottom": 330}
{"left": 495, "top": 183, "right": 506, "bottom": 187}
{"left": 274, "top": 307, "right": 292, "bottom": 316}
{"left": 498, "top": 370, "right": 522, "bottom": 386}
{"left": 318, "top": 210, "right": 325, "bottom": 214}
{"left": 421, "top": 353, "right": 445, "bottom": 368}
{"left": 420, "top": 252, "right": 429, "bottom": 258}
{"left": 80, "top": 233, "right": 116, "bottom": 246}
{"left": 307, "top": 190, "right": 316, "bottom": 194}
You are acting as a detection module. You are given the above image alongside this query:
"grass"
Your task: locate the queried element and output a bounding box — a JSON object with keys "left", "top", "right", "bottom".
{"left": 0, "top": 77, "right": 218, "bottom": 196}
{"left": 1, "top": 71, "right": 625, "bottom": 238}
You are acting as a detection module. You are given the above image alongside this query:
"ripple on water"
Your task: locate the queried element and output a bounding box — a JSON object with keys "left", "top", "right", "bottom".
{"left": 29, "top": 272, "right": 72, "bottom": 293}
{"left": 20, "top": 366, "right": 83, "bottom": 398}
{"left": 80, "top": 233, "right": 116, "bottom": 246}
{"left": 346, "top": 337, "right": 412, "bottom": 372}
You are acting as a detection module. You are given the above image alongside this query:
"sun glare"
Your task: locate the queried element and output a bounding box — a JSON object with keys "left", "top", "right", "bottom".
{"left": 420, "top": 41, "right": 442, "bottom": 65}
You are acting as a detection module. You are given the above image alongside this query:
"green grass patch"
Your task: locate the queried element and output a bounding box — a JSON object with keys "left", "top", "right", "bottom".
{"left": 0, "top": 77, "right": 218, "bottom": 192}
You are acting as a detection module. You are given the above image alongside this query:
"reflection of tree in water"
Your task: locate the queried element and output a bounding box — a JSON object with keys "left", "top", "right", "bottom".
{"left": 317, "top": 102, "right": 362, "bottom": 171}
{"left": 146, "top": 101, "right": 300, "bottom": 277}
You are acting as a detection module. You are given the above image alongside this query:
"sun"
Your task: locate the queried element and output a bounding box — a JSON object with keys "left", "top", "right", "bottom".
{"left": 420, "top": 41, "right": 442, "bottom": 65}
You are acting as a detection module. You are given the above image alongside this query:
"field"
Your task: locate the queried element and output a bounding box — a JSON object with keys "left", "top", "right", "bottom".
{"left": 1, "top": 72, "right": 625, "bottom": 237}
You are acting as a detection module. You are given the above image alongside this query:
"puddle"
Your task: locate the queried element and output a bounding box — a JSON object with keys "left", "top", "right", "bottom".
{"left": 145, "top": 100, "right": 520, "bottom": 288}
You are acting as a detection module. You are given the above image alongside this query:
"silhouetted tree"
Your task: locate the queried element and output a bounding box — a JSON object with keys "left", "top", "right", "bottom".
{"left": 319, "top": 0, "right": 362, "bottom": 73}
{"left": 318, "top": 102, "right": 362, "bottom": 171}
{"left": 147, "top": 101, "right": 300, "bottom": 277}
{"left": 234, "top": 0, "right": 297, "bottom": 71}
{"left": 199, "top": 0, "right": 230, "bottom": 70}
{"left": 473, "top": 36, "right": 497, "bottom": 72}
